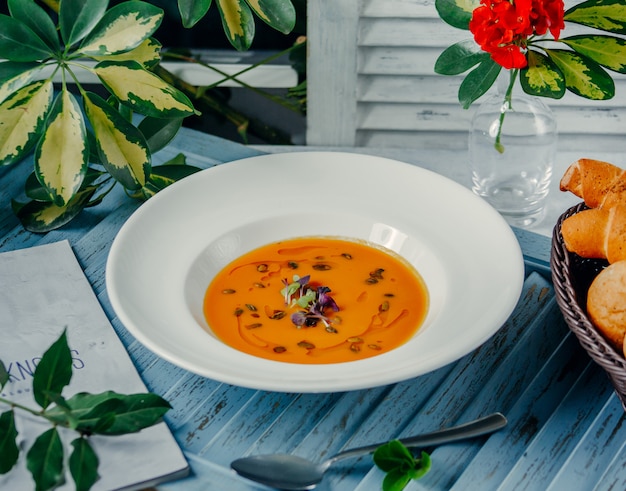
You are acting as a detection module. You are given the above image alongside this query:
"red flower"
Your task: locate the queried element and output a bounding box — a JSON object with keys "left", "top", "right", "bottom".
{"left": 469, "top": 0, "right": 565, "bottom": 69}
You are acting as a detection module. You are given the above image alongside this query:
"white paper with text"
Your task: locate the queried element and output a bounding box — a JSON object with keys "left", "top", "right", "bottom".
{"left": 0, "top": 240, "right": 188, "bottom": 490}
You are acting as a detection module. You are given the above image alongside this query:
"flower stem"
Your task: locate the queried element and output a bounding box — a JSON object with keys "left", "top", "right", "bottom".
{"left": 494, "top": 69, "right": 518, "bottom": 154}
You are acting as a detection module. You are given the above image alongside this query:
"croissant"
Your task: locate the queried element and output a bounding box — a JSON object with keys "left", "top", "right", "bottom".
{"left": 560, "top": 158, "right": 626, "bottom": 208}
{"left": 561, "top": 204, "right": 626, "bottom": 264}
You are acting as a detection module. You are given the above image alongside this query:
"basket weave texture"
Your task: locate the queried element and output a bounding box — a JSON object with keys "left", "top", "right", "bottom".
{"left": 551, "top": 203, "right": 626, "bottom": 409}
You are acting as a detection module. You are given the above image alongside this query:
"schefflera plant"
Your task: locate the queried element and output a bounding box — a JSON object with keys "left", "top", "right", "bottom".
{"left": 0, "top": 0, "right": 200, "bottom": 232}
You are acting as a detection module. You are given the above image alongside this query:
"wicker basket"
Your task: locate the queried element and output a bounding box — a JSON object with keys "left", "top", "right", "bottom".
{"left": 551, "top": 202, "right": 626, "bottom": 410}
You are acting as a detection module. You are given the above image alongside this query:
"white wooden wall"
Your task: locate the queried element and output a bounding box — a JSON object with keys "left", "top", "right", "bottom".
{"left": 306, "top": 0, "right": 626, "bottom": 151}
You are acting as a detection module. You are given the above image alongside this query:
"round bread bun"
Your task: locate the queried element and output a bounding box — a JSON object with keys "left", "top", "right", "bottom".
{"left": 587, "top": 260, "right": 626, "bottom": 352}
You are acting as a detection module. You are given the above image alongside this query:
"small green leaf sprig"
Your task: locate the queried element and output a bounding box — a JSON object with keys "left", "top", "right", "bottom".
{"left": 373, "top": 441, "right": 431, "bottom": 491}
{"left": 0, "top": 329, "right": 171, "bottom": 491}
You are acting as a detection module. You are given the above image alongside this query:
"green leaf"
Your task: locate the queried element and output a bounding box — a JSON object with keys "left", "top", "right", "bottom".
{"left": 382, "top": 469, "right": 412, "bottom": 491}
{"left": 84, "top": 91, "right": 151, "bottom": 190}
{"left": 78, "top": 1, "right": 164, "bottom": 56}
{"left": 8, "top": 0, "right": 60, "bottom": 51}
{"left": 26, "top": 427, "right": 64, "bottom": 491}
{"left": 0, "top": 80, "right": 53, "bottom": 166}
{"left": 35, "top": 89, "right": 88, "bottom": 207}
{"left": 179, "top": 0, "right": 213, "bottom": 28}
{"left": 73, "top": 398, "right": 124, "bottom": 433}
{"left": 216, "top": 0, "right": 256, "bottom": 51}
{"left": 12, "top": 186, "right": 97, "bottom": 233}
{"left": 520, "top": 50, "right": 566, "bottom": 98}
{"left": 46, "top": 391, "right": 171, "bottom": 435}
{"left": 0, "top": 14, "right": 53, "bottom": 61}
{"left": 140, "top": 159, "right": 201, "bottom": 198}
{"left": 373, "top": 440, "right": 414, "bottom": 472}
{"left": 435, "top": 0, "right": 480, "bottom": 30}
{"left": 546, "top": 49, "right": 615, "bottom": 99}
{"left": 245, "top": 0, "right": 296, "bottom": 34}
{"left": 33, "top": 329, "right": 73, "bottom": 410}
{"left": 434, "top": 39, "right": 488, "bottom": 75}
{"left": 0, "top": 61, "right": 46, "bottom": 105}
{"left": 562, "top": 35, "right": 626, "bottom": 73}
{"left": 564, "top": 0, "right": 626, "bottom": 35}
{"left": 138, "top": 116, "right": 184, "bottom": 153}
{"left": 458, "top": 58, "right": 501, "bottom": 109}
{"left": 59, "top": 0, "right": 108, "bottom": 47}
{"left": 91, "top": 37, "right": 163, "bottom": 68}
{"left": 0, "top": 410, "right": 19, "bottom": 474}
{"left": 69, "top": 438, "right": 100, "bottom": 491}
{"left": 374, "top": 442, "right": 431, "bottom": 491}
{"left": 409, "top": 451, "right": 432, "bottom": 480}
{"left": 101, "top": 393, "right": 170, "bottom": 434}
{"left": 94, "top": 60, "right": 197, "bottom": 118}
{"left": 0, "top": 361, "right": 8, "bottom": 389}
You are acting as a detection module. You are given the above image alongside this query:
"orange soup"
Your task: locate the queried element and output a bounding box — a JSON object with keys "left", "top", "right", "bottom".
{"left": 203, "top": 237, "right": 429, "bottom": 364}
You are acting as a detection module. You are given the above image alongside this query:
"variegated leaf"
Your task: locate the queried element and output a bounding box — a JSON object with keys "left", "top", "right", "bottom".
{"left": 435, "top": 0, "right": 480, "bottom": 30}
{"left": 91, "top": 38, "right": 162, "bottom": 68}
{"left": 546, "top": 49, "right": 615, "bottom": 99}
{"left": 8, "top": 0, "right": 60, "bottom": 51}
{"left": 13, "top": 186, "right": 97, "bottom": 233}
{"left": 59, "top": 0, "right": 107, "bottom": 47}
{"left": 35, "top": 89, "right": 88, "bottom": 206}
{"left": 245, "top": 0, "right": 296, "bottom": 34}
{"left": 94, "top": 61, "right": 196, "bottom": 118}
{"left": 459, "top": 58, "right": 501, "bottom": 109}
{"left": 0, "top": 61, "right": 45, "bottom": 105}
{"left": 179, "top": 0, "right": 213, "bottom": 28}
{"left": 78, "top": 2, "right": 164, "bottom": 56}
{"left": 0, "top": 14, "right": 53, "bottom": 61}
{"left": 520, "top": 50, "right": 565, "bottom": 98}
{"left": 564, "top": 0, "right": 626, "bottom": 34}
{"left": 562, "top": 35, "right": 626, "bottom": 73}
{"left": 84, "top": 91, "right": 150, "bottom": 190}
{"left": 216, "top": 0, "right": 256, "bottom": 51}
{"left": 140, "top": 159, "right": 201, "bottom": 199}
{"left": 0, "top": 80, "right": 53, "bottom": 166}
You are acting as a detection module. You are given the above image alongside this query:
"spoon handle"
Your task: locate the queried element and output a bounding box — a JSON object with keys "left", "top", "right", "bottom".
{"left": 330, "top": 412, "right": 507, "bottom": 464}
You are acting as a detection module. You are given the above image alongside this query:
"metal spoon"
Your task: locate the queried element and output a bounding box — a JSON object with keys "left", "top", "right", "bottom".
{"left": 231, "top": 412, "right": 507, "bottom": 490}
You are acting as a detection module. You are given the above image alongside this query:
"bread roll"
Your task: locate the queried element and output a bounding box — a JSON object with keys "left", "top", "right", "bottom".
{"left": 561, "top": 204, "right": 626, "bottom": 264}
{"left": 560, "top": 158, "right": 626, "bottom": 208}
{"left": 587, "top": 260, "right": 626, "bottom": 351}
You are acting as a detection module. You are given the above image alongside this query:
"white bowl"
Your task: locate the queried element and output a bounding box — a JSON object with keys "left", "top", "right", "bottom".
{"left": 106, "top": 151, "right": 524, "bottom": 392}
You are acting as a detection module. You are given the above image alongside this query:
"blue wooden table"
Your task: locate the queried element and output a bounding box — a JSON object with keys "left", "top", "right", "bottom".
{"left": 1, "top": 128, "right": 625, "bottom": 491}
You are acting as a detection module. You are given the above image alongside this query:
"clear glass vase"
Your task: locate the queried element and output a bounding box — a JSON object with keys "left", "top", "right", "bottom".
{"left": 468, "top": 84, "right": 557, "bottom": 227}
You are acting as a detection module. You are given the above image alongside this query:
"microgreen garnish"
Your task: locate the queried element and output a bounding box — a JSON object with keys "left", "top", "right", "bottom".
{"left": 280, "top": 275, "right": 310, "bottom": 305}
{"left": 280, "top": 275, "right": 339, "bottom": 329}
{"left": 373, "top": 440, "right": 431, "bottom": 491}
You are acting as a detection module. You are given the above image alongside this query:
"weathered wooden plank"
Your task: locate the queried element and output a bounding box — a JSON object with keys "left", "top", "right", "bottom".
{"left": 354, "top": 130, "right": 626, "bottom": 153}
{"left": 307, "top": 0, "right": 360, "bottom": 146}
{"left": 495, "top": 363, "right": 618, "bottom": 490}
{"left": 358, "top": 74, "right": 626, "bottom": 108}
{"left": 358, "top": 16, "right": 609, "bottom": 48}
{"left": 361, "top": 0, "right": 436, "bottom": 18}
{"left": 449, "top": 333, "right": 594, "bottom": 490}
{"left": 543, "top": 393, "right": 626, "bottom": 490}
{"left": 356, "top": 102, "right": 626, "bottom": 135}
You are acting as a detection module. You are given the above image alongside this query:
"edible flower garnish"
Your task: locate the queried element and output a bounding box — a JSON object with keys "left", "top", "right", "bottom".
{"left": 280, "top": 275, "right": 339, "bottom": 329}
